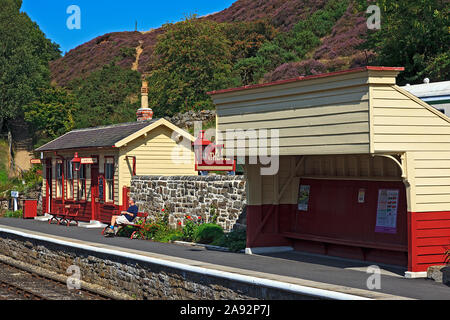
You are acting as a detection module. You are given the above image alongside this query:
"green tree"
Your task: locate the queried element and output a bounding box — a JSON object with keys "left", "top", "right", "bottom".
{"left": 359, "top": 0, "right": 450, "bottom": 84}
{"left": 147, "top": 16, "right": 234, "bottom": 116}
{"left": 23, "top": 87, "right": 78, "bottom": 147}
{"left": 68, "top": 63, "right": 141, "bottom": 128}
{"left": 0, "top": 0, "right": 61, "bottom": 132}
{"left": 222, "top": 20, "right": 278, "bottom": 62}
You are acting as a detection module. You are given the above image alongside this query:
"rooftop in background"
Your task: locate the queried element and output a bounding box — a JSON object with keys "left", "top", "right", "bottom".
{"left": 401, "top": 80, "right": 450, "bottom": 100}
{"left": 35, "top": 119, "right": 158, "bottom": 152}
{"left": 401, "top": 80, "right": 450, "bottom": 117}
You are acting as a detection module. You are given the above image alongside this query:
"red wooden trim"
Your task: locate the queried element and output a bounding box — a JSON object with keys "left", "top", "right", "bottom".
{"left": 408, "top": 211, "right": 450, "bottom": 272}
{"left": 207, "top": 66, "right": 405, "bottom": 95}
{"left": 416, "top": 237, "right": 450, "bottom": 246}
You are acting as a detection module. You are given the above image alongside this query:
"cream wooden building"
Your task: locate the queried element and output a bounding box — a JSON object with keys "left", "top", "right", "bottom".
{"left": 209, "top": 66, "right": 450, "bottom": 275}
{"left": 36, "top": 118, "right": 196, "bottom": 224}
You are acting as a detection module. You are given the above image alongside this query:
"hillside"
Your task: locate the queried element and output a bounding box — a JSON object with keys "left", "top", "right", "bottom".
{"left": 49, "top": 0, "right": 367, "bottom": 86}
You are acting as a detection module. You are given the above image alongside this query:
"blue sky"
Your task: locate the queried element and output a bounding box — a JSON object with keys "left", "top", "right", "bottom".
{"left": 21, "top": 0, "right": 236, "bottom": 55}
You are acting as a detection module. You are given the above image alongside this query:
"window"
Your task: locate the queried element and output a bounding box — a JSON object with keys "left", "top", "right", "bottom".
{"left": 66, "top": 160, "right": 74, "bottom": 199}
{"left": 78, "top": 164, "right": 86, "bottom": 201}
{"left": 56, "top": 161, "right": 63, "bottom": 198}
{"left": 105, "top": 158, "right": 114, "bottom": 203}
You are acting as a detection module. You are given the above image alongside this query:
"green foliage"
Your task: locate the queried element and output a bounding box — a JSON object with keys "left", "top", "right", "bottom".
{"left": 2, "top": 209, "right": 23, "bottom": 218}
{"left": 212, "top": 228, "right": 247, "bottom": 252}
{"left": 0, "top": 0, "right": 61, "bottom": 125}
{"left": 232, "top": 56, "right": 266, "bottom": 86}
{"left": 233, "top": 0, "right": 349, "bottom": 84}
{"left": 0, "top": 140, "right": 8, "bottom": 185}
{"left": 193, "top": 223, "right": 224, "bottom": 244}
{"left": 119, "top": 47, "right": 136, "bottom": 59}
{"left": 23, "top": 86, "right": 78, "bottom": 145}
{"left": 181, "top": 217, "right": 200, "bottom": 242}
{"left": 209, "top": 204, "right": 218, "bottom": 224}
{"left": 357, "top": 0, "right": 450, "bottom": 84}
{"left": 68, "top": 63, "right": 141, "bottom": 128}
{"left": 305, "top": 0, "right": 350, "bottom": 37}
{"left": 148, "top": 16, "right": 234, "bottom": 117}
{"left": 222, "top": 20, "right": 278, "bottom": 62}
{"left": 0, "top": 164, "right": 42, "bottom": 199}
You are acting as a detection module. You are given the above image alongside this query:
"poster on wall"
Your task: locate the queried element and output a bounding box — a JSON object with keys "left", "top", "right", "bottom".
{"left": 375, "top": 189, "right": 399, "bottom": 234}
{"left": 298, "top": 185, "right": 311, "bottom": 211}
{"left": 358, "top": 189, "right": 366, "bottom": 203}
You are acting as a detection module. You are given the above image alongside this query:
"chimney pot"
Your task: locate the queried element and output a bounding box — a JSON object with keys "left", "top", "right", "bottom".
{"left": 137, "top": 77, "right": 153, "bottom": 121}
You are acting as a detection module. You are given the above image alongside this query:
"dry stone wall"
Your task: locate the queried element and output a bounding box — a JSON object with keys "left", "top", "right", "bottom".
{"left": 130, "top": 176, "right": 246, "bottom": 232}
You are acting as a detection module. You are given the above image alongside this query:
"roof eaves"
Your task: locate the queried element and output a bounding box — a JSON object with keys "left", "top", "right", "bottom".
{"left": 207, "top": 66, "right": 405, "bottom": 96}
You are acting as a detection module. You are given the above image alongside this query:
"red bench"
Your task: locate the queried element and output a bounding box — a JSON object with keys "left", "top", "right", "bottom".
{"left": 48, "top": 204, "right": 81, "bottom": 226}
{"left": 101, "top": 212, "right": 149, "bottom": 240}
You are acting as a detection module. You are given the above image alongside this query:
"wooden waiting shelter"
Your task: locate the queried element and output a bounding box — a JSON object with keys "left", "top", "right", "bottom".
{"left": 209, "top": 66, "right": 450, "bottom": 275}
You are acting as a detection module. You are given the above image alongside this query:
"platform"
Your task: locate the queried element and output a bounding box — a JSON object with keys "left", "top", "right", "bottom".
{"left": 0, "top": 217, "right": 449, "bottom": 300}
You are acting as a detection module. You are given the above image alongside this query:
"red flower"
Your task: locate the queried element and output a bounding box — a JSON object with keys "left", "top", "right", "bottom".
{"left": 198, "top": 216, "right": 202, "bottom": 220}
{"left": 162, "top": 208, "right": 165, "bottom": 212}
{"left": 178, "top": 221, "right": 182, "bottom": 226}
{"left": 186, "top": 216, "right": 191, "bottom": 220}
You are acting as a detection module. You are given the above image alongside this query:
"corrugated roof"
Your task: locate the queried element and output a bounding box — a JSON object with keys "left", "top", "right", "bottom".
{"left": 36, "top": 119, "right": 158, "bottom": 152}
{"left": 401, "top": 81, "right": 450, "bottom": 98}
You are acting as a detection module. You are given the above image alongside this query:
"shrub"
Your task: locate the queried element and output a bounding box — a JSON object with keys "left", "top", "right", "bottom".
{"left": 3, "top": 209, "right": 23, "bottom": 218}
{"left": 181, "top": 216, "right": 199, "bottom": 242}
{"left": 213, "top": 228, "right": 247, "bottom": 252}
{"left": 193, "top": 223, "right": 224, "bottom": 244}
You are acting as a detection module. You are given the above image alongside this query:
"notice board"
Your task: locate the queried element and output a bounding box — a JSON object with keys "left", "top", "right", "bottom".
{"left": 298, "top": 185, "right": 311, "bottom": 211}
{"left": 375, "top": 189, "right": 399, "bottom": 234}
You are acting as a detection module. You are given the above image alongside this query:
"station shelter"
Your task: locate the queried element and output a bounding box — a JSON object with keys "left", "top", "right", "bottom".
{"left": 35, "top": 117, "right": 196, "bottom": 225}
{"left": 209, "top": 66, "right": 450, "bottom": 275}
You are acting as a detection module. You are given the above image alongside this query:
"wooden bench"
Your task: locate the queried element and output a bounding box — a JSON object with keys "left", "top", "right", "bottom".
{"left": 48, "top": 204, "right": 81, "bottom": 227}
{"left": 282, "top": 232, "right": 408, "bottom": 252}
{"left": 101, "top": 212, "right": 149, "bottom": 239}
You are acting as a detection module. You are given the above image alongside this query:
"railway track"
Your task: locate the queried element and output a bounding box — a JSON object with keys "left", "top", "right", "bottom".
{"left": 0, "top": 261, "right": 112, "bottom": 300}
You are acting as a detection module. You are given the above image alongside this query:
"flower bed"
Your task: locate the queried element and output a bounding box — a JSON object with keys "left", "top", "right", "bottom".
{"left": 118, "top": 208, "right": 246, "bottom": 252}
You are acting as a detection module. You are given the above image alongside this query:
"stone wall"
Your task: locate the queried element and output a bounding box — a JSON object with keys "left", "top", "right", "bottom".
{"left": 165, "top": 110, "right": 215, "bottom": 130}
{"left": 0, "top": 232, "right": 316, "bottom": 300}
{"left": 130, "top": 176, "right": 246, "bottom": 232}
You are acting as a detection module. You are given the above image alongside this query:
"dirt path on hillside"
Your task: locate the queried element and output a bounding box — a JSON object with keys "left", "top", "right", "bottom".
{"left": 132, "top": 40, "right": 144, "bottom": 71}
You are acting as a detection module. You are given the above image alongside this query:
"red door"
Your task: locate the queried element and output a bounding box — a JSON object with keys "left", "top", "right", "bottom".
{"left": 91, "top": 165, "right": 99, "bottom": 221}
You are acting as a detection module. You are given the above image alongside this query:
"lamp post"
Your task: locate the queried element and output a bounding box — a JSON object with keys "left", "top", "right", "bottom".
{"left": 71, "top": 152, "right": 81, "bottom": 172}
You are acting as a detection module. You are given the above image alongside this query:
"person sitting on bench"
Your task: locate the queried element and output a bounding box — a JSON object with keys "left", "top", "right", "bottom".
{"left": 105, "top": 198, "right": 139, "bottom": 235}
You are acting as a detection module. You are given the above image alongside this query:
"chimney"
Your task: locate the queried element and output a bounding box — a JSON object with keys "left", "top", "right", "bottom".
{"left": 137, "top": 76, "right": 154, "bottom": 121}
